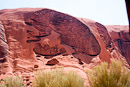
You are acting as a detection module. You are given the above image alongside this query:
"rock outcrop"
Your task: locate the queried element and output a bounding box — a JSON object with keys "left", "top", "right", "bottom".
{"left": 106, "top": 25, "right": 130, "bottom": 65}
{"left": 0, "top": 21, "right": 8, "bottom": 62}
{"left": 24, "top": 9, "right": 101, "bottom": 56}
{"left": 0, "top": 21, "right": 12, "bottom": 74}
{"left": 46, "top": 58, "right": 59, "bottom": 66}
{"left": 0, "top": 8, "right": 129, "bottom": 87}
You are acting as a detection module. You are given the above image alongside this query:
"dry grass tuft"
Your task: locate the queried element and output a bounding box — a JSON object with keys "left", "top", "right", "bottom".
{"left": 0, "top": 76, "right": 26, "bottom": 87}
{"left": 86, "top": 58, "right": 130, "bottom": 87}
{"left": 32, "top": 69, "right": 84, "bottom": 87}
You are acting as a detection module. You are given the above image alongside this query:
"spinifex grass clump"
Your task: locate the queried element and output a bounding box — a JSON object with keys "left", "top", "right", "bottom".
{"left": 86, "top": 59, "right": 130, "bottom": 87}
{"left": 0, "top": 76, "right": 26, "bottom": 87}
{"left": 32, "top": 69, "right": 84, "bottom": 87}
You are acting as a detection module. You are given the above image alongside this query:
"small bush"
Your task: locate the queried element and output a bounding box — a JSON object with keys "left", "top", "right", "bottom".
{"left": 0, "top": 76, "right": 26, "bottom": 87}
{"left": 32, "top": 69, "right": 84, "bottom": 87}
{"left": 86, "top": 58, "right": 130, "bottom": 87}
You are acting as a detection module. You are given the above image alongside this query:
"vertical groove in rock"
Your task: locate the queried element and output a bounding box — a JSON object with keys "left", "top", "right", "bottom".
{"left": 106, "top": 25, "right": 130, "bottom": 65}
{"left": 0, "top": 21, "right": 10, "bottom": 74}
{"left": 95, "top": 22, "right": 113, "bottom": 49}
{"left": 0, "top": 21, "right": 8, "bottom": 61}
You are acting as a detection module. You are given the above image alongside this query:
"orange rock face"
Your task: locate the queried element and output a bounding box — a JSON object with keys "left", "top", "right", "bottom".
{"left": 106, "top": 25, "right": 130, "bottom": 65}
{"left": 0, "top": 8, "right": 129, "bottom": 86}
{"left": 24, "top": 9, "right": 101, "bottom": 56}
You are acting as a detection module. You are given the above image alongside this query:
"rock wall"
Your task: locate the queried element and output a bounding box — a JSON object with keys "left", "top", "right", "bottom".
{"left": 0, "top": 8, "right": 129, "bottom": 86}
{"left": 106, "top": 25, "right": 130, "bottom": 65}
{"left": 24, "top": 9, "right": 101, "bottom": 56}
{"left": 0, "top": 21, "right": 12, "bottom": 74}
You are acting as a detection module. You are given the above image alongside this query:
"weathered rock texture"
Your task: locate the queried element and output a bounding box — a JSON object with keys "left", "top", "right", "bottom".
{"left": 0, "top": 22, "right": 7, "bottom": 62}
{"left": 106, "top": 25, "right": 130, "bottom": 65}
{"left": 0, "top": 8, "right": 129, "bottom": 87}
{"left": 24, "top": 9, "right": 101, "bottom": 56}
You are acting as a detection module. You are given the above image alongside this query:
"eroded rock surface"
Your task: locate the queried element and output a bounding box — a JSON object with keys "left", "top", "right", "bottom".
{"left": 95, "top": 22, "right": 113, "bottom": 49}
{"left": 0, "top": 22, "right": 8, "bottom": 62}
{"left": 0, "top": 8, "right": 129, "bottom": 87}
{"left": 25, "top": 9, "right": 101, "bottom": 56}
{"left": 46, "top": 58, "right": 59, "bottom": 66}
{"left": 106, "top": 25, "right": 130, "bottom": 65}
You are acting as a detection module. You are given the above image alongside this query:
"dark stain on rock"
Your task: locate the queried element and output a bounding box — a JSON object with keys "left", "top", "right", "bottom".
{"left": 46, "top": 58, "right": 59, "bottom": 66}
{"left": 25, "top": 9, "right": 101, "bottom": 56}
{"left": 33, "top": 43, "right": 66, "bottom": 56}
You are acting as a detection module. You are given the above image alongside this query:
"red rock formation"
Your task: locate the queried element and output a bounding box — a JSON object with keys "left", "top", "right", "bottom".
{"left": 0, "top": 8, "right": 129, "bottom": 87}
{"left": 46, "top": 58, "right": 59, "bottom": 66}
{"left": 0, "top": 21, "right": 12, "bottom": 74}
{"left": 78, "top": 18, "right": 114, "bottom": 63}
{"left": 24, "top": 9, "right": 101, "bottom": 56}
{"left": 0, "top": 21, "right": 7, "bottom": 62}
{"left": 106, "top": 25, "right": 130, "bottom": 65}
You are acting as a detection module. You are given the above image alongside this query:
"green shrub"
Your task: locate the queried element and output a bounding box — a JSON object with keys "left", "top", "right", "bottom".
{"left": 0, "top": 76, "right": 26, "bottom": 87}
{"left": 32, "top": 69, "right": 84, "bottom": 87}
{"left": 86, "top": 58, "right": 130, "bottom": 87}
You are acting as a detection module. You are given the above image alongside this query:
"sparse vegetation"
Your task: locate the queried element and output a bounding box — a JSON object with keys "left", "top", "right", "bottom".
{"left": 0, "top": 76, "right": 26, "bottom": 87}
{"left": 32, "top": 69, "right": 84, "bottom": 87}
{"left": 2, "top": 59, "right": 129, "bottom": 87}
{"left": 86, "top": 58, "right": 130, "bottom": 87}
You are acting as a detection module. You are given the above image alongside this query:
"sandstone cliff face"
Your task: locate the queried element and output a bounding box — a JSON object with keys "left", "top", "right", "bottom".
{"left": 24, "top": 9, "right": 101, "bottom": 56}
{"left": 0, "top": 21, "right": 7, "bottom": 61}
{"left": 0, "top": 8, "right": 129, "bottom": 86}
{"left": 0, "top": 21, "right": 12, "bottom": 74}
{"left": 106, "top": 25, "right": 130, "bottom": 65}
